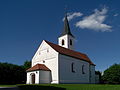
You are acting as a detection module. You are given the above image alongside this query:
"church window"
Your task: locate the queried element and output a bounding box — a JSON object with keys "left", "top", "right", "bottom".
{"left": 82, "top": 65, "right": 85, "bottom": 74}
{"left": 70, "top": 39, "right": 72, "bottom": 45}
{"left": 62, "top": 39, "right": 64, "bottom": 45}
{"left": 71, "top": 63, "right": 75, "bottom": 73}
{"left": 43, "top": 60, "right": 45, "bottom": 63}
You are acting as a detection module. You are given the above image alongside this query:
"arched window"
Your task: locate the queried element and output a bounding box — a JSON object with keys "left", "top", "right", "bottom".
{"left": 71, "top": 63, "right": 75, "bottom": 73}
{"left": 62, "top": 39, "right": 64, "bottom": 45}
{"left": 82, "top": 65, "right": 85, "bottom": 74}
{"left": 70, "top": 39, "right": 72, "bottom": 45}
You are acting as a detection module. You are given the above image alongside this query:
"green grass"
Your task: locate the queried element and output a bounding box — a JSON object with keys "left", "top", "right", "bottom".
{"left": 17, "top": 84, "right": 120, "bottom": 90}
{"left": 0, "top": 85, "right": 16, "bottom": 87}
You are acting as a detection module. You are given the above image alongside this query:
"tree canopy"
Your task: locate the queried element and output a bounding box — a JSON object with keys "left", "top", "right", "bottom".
{"left": 0, "top": 62, "right": 26, "bottom": 84}
{"left": 0, "top": 60, "right": 31, "bottom": 84}
{"left": 23, "top": 60, "right": 31, "bottom": 70}
{"left": 102, "top": 64, "right": 120, "bottom": 84}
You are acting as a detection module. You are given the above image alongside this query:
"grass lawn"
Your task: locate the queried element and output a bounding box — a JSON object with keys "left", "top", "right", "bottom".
{"left": 17, "top": 84, "right": 120, "bottom": 90}
{"left": 0, "top": 85, "right": 16, "bottom": 87}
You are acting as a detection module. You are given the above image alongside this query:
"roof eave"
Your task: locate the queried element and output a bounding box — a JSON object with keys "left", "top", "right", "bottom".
{"left": 26, "top": 69, "right": 51, "bottom": 72}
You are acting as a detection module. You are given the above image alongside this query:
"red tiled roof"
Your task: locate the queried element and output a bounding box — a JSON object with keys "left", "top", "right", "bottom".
{"left": 45, "top": 40, "right": 95, "bottom": 66}
{"left": 26, "top": 64, "right": 51, "bottom": 72}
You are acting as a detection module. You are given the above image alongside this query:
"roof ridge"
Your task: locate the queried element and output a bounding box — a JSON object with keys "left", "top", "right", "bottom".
{"left": 45, "top": 40, "right": 85, "bottom": 54}
{"left": 26, "top": 64, "right": 51, "bottom": 72}
{"left": 44, "top": 40, "right": 95, "bottom": 66}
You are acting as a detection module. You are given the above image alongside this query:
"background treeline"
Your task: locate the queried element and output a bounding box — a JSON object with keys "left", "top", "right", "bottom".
{"left": 0, "top": 61, "right": 31, "bottom": 84}
{"left": 0, "top": 61, "right": 120, "bottom": 84}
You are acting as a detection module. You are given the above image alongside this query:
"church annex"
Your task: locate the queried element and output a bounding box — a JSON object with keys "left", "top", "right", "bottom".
{"left": 26, "top": 14, "right": 96, "bottom": 84}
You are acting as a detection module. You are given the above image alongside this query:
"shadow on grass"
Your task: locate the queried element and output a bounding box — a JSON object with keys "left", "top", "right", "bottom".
{"left": 18, "top": 85, "right": 66, "bottom": 90}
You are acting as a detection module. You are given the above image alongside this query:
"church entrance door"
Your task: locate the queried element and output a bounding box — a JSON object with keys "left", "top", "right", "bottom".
{"left": 31, "top": 73, "right": 35, "bottom": 84}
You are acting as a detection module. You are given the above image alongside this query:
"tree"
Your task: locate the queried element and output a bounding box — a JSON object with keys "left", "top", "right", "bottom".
{"left": 0, "top": 62, "right": 26, "bottom": 84}
{"left": 102, "top": 64, "right": 120, "bottom": 84}
{"left": 23, "top": 60, "right": 31, "bottom": 70}
{"left": 0, "top": 60, "right": 31, "bottom": 84}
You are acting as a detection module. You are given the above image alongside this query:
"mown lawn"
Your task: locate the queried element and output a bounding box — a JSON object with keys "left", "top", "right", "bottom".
{"left": 17, "top": 84, "right": 120, "bottom": 90}
{"left": 0, "top": 85, "right": 16, "bottom": 87}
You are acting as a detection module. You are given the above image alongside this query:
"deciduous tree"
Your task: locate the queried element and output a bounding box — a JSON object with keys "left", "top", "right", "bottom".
{"left": 102, "top": 64, "right": 120, "bottom": 84}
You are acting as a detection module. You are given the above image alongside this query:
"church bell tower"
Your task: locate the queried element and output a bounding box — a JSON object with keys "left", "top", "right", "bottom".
{"left": 58, "top": 14, "right": 75, "bottom": 50}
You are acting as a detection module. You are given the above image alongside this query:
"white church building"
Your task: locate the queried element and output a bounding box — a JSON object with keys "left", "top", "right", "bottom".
{"left": 26, "top": 14, "right": 96, "bottom": 84}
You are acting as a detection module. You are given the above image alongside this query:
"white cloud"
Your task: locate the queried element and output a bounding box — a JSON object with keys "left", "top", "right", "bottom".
{"left": 63, "top": 12, "right": 83, "bottom": 21}
{"left": 114, "top": 13, "right": 118, "bottom": 17}
{"left": 75, "top": 7, "right": 112, "bottom": 32}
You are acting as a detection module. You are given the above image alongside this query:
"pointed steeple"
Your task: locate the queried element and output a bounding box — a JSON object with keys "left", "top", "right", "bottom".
{"left": 58, "top": 13, "right": 75, "bottom": 50}
{"left": 60, "top": 14, "right": 74, "bottom": 37}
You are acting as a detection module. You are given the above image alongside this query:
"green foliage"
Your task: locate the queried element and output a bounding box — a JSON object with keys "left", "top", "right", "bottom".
{"left": 0, "top": 60, "right": 31, "bottom": 84}
{"left": 0, "top": 62, "right": 26, "bottom": 84}
{"left": 102, "top": 64, "right": 120, "bottom": 84}
{"left": 23, "top": 60, "right": 31, "bottom": 70}
{"left": 95, "top": 71, "right": 101, "bottom": 76}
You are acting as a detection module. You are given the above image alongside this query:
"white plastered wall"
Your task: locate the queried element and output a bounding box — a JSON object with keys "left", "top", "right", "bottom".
{"left": 90, "top": 65, "right": 95, "bottom": 83}
{"left": 31, "top": 40, "right": 59, "bottom": 84}
{"left": 59, "top": 54, "right": 90, "bottom": 83}
{"left": 26, "top": 71, "right": 39, "bottom": 84}
{"left": 39, "top": 70, "right": 52, "bottom": 84}
{"left": 58, "top": 35, "right": 74, "bottom": 50}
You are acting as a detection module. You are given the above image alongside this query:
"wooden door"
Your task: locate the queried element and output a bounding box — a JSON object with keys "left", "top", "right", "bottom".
{"left": 31, "top": 73, "right": 35, "bottom": 84}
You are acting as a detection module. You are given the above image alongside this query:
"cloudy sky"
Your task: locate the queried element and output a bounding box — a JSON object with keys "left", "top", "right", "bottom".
{"left": 0, "top": 0, "right": 120, "bottom": 72}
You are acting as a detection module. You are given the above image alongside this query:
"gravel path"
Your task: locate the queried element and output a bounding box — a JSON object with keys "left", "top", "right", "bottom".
{"left": 0, "top": 87, "right": 20, "bottom": 90}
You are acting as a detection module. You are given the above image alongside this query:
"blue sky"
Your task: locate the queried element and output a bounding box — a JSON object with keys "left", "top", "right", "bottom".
{"left": 0, "top": 0, "right": 120, "bottom": 72}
